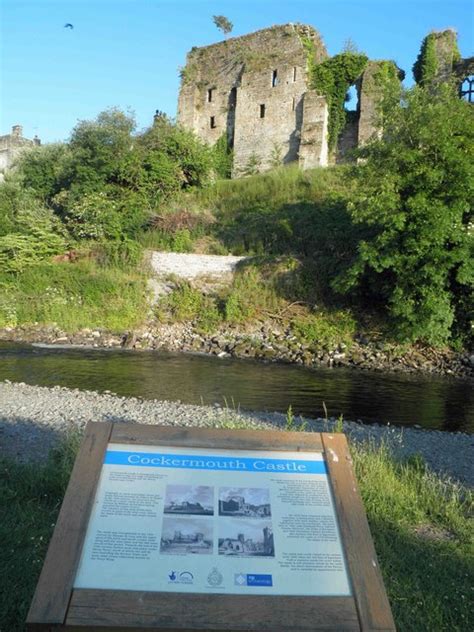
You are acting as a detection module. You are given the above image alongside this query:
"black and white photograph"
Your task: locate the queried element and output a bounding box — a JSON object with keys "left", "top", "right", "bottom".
{"left": 218, "top": 518, "right": 275, "bottom": 557}
{"left": 218, "top": 487, "right": 271, "bottom": 517}
{"left": 160, "top": 517, "right": 213, "bottom": 555}
{"left": 164, "top": 485, "right": 214, "bottom": 515}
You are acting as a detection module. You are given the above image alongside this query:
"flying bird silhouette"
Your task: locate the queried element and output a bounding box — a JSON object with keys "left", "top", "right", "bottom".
{"left": 64, "top": 23, "right": 74, "bottom": 29}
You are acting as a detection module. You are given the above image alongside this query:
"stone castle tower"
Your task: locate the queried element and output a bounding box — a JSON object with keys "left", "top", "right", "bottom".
{"left": 177, "top": 24, "right": 473, "bottom": 178}
{"left": 177, "top": 24, "right": 330, "bottom": 176}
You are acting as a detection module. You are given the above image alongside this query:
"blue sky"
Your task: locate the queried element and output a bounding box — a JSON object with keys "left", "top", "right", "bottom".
{"left": 1, "top": 0, "right": 473, "bottom": 143}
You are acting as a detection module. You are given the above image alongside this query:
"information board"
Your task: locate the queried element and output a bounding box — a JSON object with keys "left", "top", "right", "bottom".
{"left": 74, "top": 444, "right": 350, "bottom": 596}
{"left": 27, "top": 423, "right": 395, "bottom": 631}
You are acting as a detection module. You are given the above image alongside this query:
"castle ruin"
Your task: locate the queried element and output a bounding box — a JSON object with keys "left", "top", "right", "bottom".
{"left": 177, "top": 24, "right": 473, "bottom": 177}
{"left": 0, "top": 125, "right": 40, "bottom": 180}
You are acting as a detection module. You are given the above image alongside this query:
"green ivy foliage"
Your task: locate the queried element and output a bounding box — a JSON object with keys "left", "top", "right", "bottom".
{"left": 211, "top": 134, "right": 233, "bottom": 179}
{"left": 334, "top": 85, "right": 474, "bottom": 346}
{"left": 310, "top": 52, "right": 368, "bottom": 151}
{"left": 413, "top": 32, "right": 461, "bottom": 86}
{"left": 413, "top": 35, "right": 438, "bottom": 86}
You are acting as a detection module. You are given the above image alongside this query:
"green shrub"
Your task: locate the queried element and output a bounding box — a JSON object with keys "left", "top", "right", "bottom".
{"left": 16, "top": 143, "right": 70, "bottom": 203}
{"left": 65, "top": 192, "right": 122, "bottom": 240}
{"left": 211, "top": 134, "right": 233, "bottom": 179}
{"left": 334, "top": 85, "right": 474, "bottom": 345}
{"left": 291, "top": 310, "right": 356, "bottom": 348}
{"left": 97, "top": 238, "right": 143, "bottom": 268}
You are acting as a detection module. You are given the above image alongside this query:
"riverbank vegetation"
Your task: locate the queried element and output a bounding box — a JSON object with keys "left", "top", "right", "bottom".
{"left": 1, "top": 431, "right": 472, "bottom": 631}
{"left": 0, "top": 85, "right": 472, "bottom": 351}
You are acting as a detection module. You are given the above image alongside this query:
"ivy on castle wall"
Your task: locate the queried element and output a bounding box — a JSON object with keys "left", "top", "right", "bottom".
{"left": 309, "top": 51, "right": 368, "bottom": 151}
{"left": 412, "top": 32, "right": 461, "bottom": 86}
{"left": 365, "top": 61, "right": 403, "bottom": 125}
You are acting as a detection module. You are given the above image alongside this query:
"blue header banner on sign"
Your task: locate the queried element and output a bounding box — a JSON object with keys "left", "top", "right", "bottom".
{"left": 104, "top": 451, "right": 327, "bottom": 475}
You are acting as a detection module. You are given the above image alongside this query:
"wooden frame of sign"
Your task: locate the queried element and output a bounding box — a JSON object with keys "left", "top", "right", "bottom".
{"left": 27, "top": 422, "right": 395, "bottom": 632}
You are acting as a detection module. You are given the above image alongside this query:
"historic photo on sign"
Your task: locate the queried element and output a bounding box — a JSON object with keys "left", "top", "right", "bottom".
{"left": 160, "top": 517, "right": 213, "bottom": 555}
{"left": 164, "top": 485, "right": 214, "bottom": 515}
{"left": 218, "top": 487, "right": 271, "bottom": 517}
{"left": 219, "top": 518, "right": 275, "bottom": 557}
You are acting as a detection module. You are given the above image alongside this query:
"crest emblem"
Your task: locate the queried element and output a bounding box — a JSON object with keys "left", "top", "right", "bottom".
{"left": 207, "top": 567, "right": 223, "bottom": 586}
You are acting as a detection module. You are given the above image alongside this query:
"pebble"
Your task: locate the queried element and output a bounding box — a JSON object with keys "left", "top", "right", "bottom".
{"left": 0, "top": 381, "right": 472, "bottom": 488}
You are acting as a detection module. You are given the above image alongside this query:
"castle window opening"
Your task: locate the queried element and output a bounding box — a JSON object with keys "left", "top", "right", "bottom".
{"left": 260, "top": 104, "right": 266, "bottom": 118}
{"left": 272, "top": 69, "right": 278, "bottom": 87}
{"left": 460, "top": 76, "right": 474, "bottom": 103}
{"left": 207, "top": 88, "right": 214, "bottom": 103}
{"left": 210, "top": 116, "right": 216, "bottom": 129}
{"left": 229, "top": 86, "right": 237, "bottom": 109}
{"left": 292, "top": 97, "right": 295, "bottom": 111}
{"left": 293, "top": 67, "right": 297, "bottom": 82}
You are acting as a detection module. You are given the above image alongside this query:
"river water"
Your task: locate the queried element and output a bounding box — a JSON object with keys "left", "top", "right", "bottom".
{"left": 0, "top": 342, "right": 472, "bottom": 433}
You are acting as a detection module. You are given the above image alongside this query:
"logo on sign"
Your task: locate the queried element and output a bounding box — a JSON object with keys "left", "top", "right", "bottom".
{"left": 207, "top": 567, "right": 223, "bottom": 587}
{"left": 234, "top": 573, "right": 273, "bottom": 587}
{"left": 234, "top": 573, "right": 247, "bottom": 586}
{"left": 168, "top": 571, "right": 194, "bottom": 584}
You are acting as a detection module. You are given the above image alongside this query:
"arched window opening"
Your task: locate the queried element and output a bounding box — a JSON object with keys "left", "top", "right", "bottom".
{"left": 344, "top": 85, "right": 358, "bottom": 112}
{"left": 460, "top": 76, "right": 474, "bottom": 103}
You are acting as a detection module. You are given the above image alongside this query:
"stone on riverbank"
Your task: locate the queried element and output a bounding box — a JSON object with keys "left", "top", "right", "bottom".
{"left": 0, "top": 382, "right": 472, "bottom": 487}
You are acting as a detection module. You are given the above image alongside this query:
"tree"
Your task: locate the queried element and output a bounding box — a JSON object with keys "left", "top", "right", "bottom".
{"left": 212, "top": 15, "right": 233, "bottom": 37}
{"left": 333, "top": 85, "right": 474, "bottom": 346}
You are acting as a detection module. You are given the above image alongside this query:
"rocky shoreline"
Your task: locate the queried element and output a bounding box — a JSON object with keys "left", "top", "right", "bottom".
{"left": 1, "top": 322, "right": 473, "bottom": 379}
{"left": 0, "top": 381, "right": 472, "bottom": 487}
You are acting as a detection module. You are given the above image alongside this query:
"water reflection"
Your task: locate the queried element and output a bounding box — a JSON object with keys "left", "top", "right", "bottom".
{"left": 0, "top": 342, "right": 472, "bottom": 433}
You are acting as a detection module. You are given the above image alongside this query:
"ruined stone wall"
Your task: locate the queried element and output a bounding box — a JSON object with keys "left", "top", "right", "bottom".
{"left": 298, "top": 92, "right": 329, "bottom": 169}
{"left": 335, "top": 112, "right": 358, "bottom": 163}
{"left": 0, "top": 126, "right": 36, "bottom": 176}
{"left": 177, "top": 24, "right": 470, "bottom": 178}
{"left": 177, "top": 24, "right": 328, "bottom": 175}
{"left": 232, "top": 63, "right": 308, "bottom": 175}
{"left": 357, "top": 62, "right": 383, "bottom": 147}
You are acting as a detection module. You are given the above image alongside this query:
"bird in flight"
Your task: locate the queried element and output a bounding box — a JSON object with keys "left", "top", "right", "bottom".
{"left": 64, "top": 23, "right": 74, "bottom": 29}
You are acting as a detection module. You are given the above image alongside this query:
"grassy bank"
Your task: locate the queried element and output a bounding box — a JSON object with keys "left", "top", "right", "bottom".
{"left": 1, "top": 430, "right": 472, "bottom": 632}
{"left": 0, "top": 261, "right": 148, "bottom": 332}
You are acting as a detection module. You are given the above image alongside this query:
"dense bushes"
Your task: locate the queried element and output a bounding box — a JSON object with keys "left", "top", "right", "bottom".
{"left": 334, "top": 86, "right": 473, "bottom": 346}
{"left": 1, "top": 109, "right": 221, "bottom": 275}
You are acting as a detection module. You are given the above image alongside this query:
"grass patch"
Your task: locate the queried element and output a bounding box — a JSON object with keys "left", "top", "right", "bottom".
{"left": 0, "top": 433, "right": 81, "bottom": 632}
{"left": 224, "top": 266, "right": 281, "bottom": 324}
{"left": 156, "top": 280, "right": 221, "bottom": 333}
{"left": 352, "top": 443, "right": 473, "bottom": 631}
{"left": 155, "top": 265, "right": 283, "bottom": 332}
{"left": 1, "top": 432, "right": 472, "bottom": 631}
{"left": 0, "top": 261, "right": 148, "bottom": 332}
{"left": 291, "top": 310, "right": 356, "bottom": 349}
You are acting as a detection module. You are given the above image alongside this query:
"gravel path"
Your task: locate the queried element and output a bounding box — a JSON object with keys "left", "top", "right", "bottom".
{"left": 150, "top": 251, "right": 247, "bottom": 279}
{"left": 1, "top": 381, "right": 472, "bottom": 487}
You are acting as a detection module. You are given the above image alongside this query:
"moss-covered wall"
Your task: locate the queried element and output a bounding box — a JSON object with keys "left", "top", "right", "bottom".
{"left": 413, "top": 29, "right": 461, "bottom": 86}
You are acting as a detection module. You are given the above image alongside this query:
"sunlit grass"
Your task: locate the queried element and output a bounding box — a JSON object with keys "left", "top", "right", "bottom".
{"left": 0, "top": 261, "right": 148, "bottom": 332}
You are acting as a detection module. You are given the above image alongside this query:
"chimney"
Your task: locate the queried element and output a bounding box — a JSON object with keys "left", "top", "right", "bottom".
{"left": 33, "top": 135, "right": 41, "bottom": 146}
{"left": 12, "top": 125, "right": 22, "bottom": 137}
